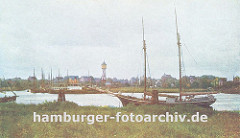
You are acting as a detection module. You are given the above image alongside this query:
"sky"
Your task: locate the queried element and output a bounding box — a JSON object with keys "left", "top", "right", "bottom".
{"left": 0, "top": 0, "right": 240, "bottom": 80}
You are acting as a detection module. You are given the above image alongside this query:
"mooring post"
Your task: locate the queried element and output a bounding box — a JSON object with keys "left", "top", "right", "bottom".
{"left": 58, "top": 91, "right": 66, "bottom": 102}
{"left": 151, "top": 90, "right": 158, "bottom": 104}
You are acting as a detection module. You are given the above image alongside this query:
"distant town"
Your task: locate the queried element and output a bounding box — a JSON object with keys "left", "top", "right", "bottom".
{"left": 1, "top": 69, "right": 240, "bottom": 92}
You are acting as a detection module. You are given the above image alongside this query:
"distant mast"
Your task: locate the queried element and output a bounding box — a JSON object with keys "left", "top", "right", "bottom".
{"left": 33, "top": 68, "right": 37, "bottom": 88}
{"left": 50, "top": 68, "right": 53, "bottom": 87}
{"left": 175, "top": 7, "right": 182, "bottom": 101}
{"left": 142, "top": 18, "right": 147, "bottom": 100}
{"left": 41, "top": 68, "right": 45, "bottom": 88}
{"left": 66, "top": 69, "right": 69, "bottom": 86}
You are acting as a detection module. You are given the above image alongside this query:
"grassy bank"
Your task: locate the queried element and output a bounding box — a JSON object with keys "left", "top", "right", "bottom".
{"left": 0, "top": 102, "right": 239, "bottom": 137}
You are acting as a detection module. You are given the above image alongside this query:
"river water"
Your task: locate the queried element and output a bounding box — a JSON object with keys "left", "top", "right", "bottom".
{"left": 0, "top": 91, "right": 239, "bottom": 111}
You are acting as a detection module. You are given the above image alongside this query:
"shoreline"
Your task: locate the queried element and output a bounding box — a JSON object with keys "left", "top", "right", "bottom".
{"left": 2, "top": 87, "right": 240, "bottom": 94}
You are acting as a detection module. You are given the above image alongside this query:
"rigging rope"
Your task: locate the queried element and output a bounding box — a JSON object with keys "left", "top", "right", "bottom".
{"left": 181, "top": 47, "right": 186, "bottom": 76}
{"left": 146, "top": 53, "right": 152, "bottom": 87}
{"left": 181, "top": 49, "right": 187, "bottom": 90}
{"left": 182, "top": 43, "right": 198, "bottom": 64}
{"left": 146, "top": 53, "right": 152, "bottom": 78}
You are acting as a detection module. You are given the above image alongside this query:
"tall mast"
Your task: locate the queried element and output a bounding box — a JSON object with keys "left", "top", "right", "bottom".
{"left": 175, "top": 7, "right": 182, "bottom": 101}
{"left": 50, "top": 68, "right": 53, "bottom": 87}
{"left": 41, "top": 68, "right": 44, "bottom": 80}
{"left": 66, "top": 69, "right": 69, "bottom": 86}
{"left": 33, "top": 68, "right": 36, "bottom": 77}
{"left": 58, "top": 69, "right": 60, "bottom": 86}
{"left": 48, "top": 73, "right": 50, "bottom": 86}
{"left": 58, "top": 69, "right": 60, "bottom": 78}
{"left": 33, "top": 68, "right": 37, "bottom": 89}
{"left": 41, "top": 68, "right": 45, "bottom": 88}
{"left": 142, "top": 17, "right": 147, "bottom": 100}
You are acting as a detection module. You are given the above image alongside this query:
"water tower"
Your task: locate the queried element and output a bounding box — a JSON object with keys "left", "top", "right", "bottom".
{"left": 101, "top": 61, "right": 107, "bottom": 85}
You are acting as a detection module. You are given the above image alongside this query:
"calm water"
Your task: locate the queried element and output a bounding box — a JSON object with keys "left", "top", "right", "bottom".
{"left": 1, "top": 91, "right": 239, "bottom": 111}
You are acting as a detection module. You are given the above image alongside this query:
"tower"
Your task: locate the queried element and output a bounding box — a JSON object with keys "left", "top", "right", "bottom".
{"left": 101, "top": 61, "right": 107, "bottom": 85}
{"left": 33, "top": 68, "right": 36, "bottom": 78}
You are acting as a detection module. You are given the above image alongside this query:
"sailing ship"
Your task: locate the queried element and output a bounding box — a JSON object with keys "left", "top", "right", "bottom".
{"left": 29, "top": 69, "right": 100, "bottom": 94}
{"left": 114, "top": 9, "right": 217, "bottom": 106}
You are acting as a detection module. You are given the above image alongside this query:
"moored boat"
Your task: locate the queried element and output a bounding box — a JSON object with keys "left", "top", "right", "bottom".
{"left": 0, "top": 91, "right": 18, "bottom": 103}
{"left": 99, "top": 8, "right": 217, "bottom": 107}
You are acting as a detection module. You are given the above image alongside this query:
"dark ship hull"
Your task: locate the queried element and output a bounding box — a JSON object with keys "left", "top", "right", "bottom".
{"left": 0, "top": 96, "right": 17, "bottom": 103}
{"left": 116, "top": 94, "right": 216, "bottom": 107}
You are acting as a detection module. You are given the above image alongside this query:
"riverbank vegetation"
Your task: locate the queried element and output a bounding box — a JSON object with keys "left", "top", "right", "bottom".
{"left": 218, "top": 82, "right": 240, "bottom": 94}
{"left": 0, "top": 102, "right": 239, "bottom": 137}
{"left": 1, "top": 77, "right": 240, "bottom": 94}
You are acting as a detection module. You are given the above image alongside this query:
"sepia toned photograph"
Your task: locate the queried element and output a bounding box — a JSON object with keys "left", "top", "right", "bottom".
{"left": 0, "top": 0, "right": 239, "bottom": 137}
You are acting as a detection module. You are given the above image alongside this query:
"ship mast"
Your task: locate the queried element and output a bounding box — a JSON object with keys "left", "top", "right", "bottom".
{"left": 50, "top": 68, "right": 53, "bottom": 87}
{"left": 142, "top": 18, "right": 147, "bottom": 100}
{"left": 33, "top": 68, "right": 37, "bottom": 89}
{"left": 175, "top": 7, "right": 182, "bottom": 101}
{"left": 41, "top": 68, "right": 45, "bottom": 88}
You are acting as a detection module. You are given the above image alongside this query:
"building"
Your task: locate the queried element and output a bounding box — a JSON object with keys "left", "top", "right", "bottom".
{"left": 66, "top": 76, "right": 79, "bottom": 85}
{"left": 212, "top": 77, "right": 227, "bottom": 87}
{"left": 160, "top": 73, "right": 177, "bottom": 88}
{"left": 219, "top": 78, "right": 227, "bottom": 86}
{"left": 189, "top": 76, "right": 197, "bottom": 84}
{"left": 130, "top": 77, "right": 139, "bottom": 86}
{"left": 28, "top": 76, "right": 37, "bottom": 81}
{"left": 79, "top": 76, "right": 95, "bottom": 84}
{"left": 233, "top": 76, "right": 240, "bottom": 83}
{"left": 54, "top": 76, "right": 64, "bottom": 83}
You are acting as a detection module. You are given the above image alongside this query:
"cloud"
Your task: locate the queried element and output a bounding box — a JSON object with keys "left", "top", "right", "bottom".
{"left": 0, "top": 0, "right": 239, "bottom": 80}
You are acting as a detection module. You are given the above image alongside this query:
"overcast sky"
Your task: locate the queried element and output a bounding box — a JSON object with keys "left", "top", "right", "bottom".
{"left": 0, "top": 0, "right": 240, "bottom": 80}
